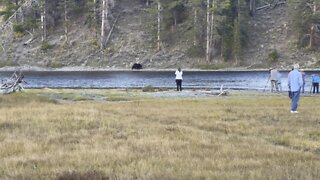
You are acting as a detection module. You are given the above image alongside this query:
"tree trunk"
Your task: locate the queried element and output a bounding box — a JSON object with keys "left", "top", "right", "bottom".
{"left": 193, "top": 7, "right": 197, "bottom": 46}
{"left": 100, "top": 0, "right": 109, "bottom": 49}
{"left": 249, "top": 0, "right": 256, "bottom": 16}
{"left": 93, "top": 0, "right": 97, "bottom": 38}
{"left": 41, "top": 0, "right": 47, "bottom": 42}
{"left": 310, "top": 24, "right": 316, "bottom": 49}
{"left": 15, "top": 0, "right": 19, "bottom": 21}
{"left": 310, "top": 3, "right": 317, "bottom": 49}
{"left": 210, "top": 0, "right": 215, "bottom": 55}
{"left": 172, "top": 10, "right": 177, "bottom": 32}
{"left": 206, "top": 0, "right": 211, "bottom": 62}
{"left": 64, "top": 0, "right": 69, "bottom": 45}
{"left": 234, "top": 0, "right": 241, "bottom": 65}
{"left": 157, "top": 1, "right": 161, "bottom": 51}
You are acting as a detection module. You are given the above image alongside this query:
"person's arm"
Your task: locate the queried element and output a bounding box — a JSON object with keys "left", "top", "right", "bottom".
{"left": 287, "top": 72, "right": 291, "bottom": 89}
{"left": 299, "top": 73, "right": 303, "bottom": 88}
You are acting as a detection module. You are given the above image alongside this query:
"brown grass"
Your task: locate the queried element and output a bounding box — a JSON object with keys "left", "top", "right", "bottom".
{"left": 0, "top": 89, "right": 319, "bottom": 179}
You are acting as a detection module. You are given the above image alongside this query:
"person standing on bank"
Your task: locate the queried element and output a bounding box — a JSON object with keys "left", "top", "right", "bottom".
{"left": 270, "top": 68, "right": 279, "bottom": 92}
{"left": 175, "top": 68, "right": 183, "bottom": 91}
{"left": 288, "top": 64, "right": 303, "bottom": 113}
{"left": 311, "top": 74, "right": 319, "bottom": 94}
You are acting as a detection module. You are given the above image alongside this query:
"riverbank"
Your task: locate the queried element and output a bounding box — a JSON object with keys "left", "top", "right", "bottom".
{"left": 1, "top": 65, "right": 320, "bottom": 72}
{"left": 0, "top": 89, "right": 319, "bottom": 179}
{"left": 0, "top": 65, "right": 296, "bottom": 72}
{"left": 0, "top": 65, "right": 266, "bottom": 72}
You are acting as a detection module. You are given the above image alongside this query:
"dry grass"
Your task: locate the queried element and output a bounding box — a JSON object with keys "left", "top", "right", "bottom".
{"left": 0, "top": 89, "right": 319, "bottom": 179}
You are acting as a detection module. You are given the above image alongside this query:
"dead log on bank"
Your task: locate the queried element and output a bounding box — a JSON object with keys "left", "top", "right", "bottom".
{"left": 256, "top": 0, "right": 287, "bottom": 11}
{"left": 0, "top": 71, "right": 26, "bottom": 94}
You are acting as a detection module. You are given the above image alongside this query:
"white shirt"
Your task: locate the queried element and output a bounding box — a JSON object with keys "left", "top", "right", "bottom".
{"left": 270, "top": 69, "right": 278, "bottom": 81}
{"left": 175, "top": 70, "right": 183, "bottom": 80}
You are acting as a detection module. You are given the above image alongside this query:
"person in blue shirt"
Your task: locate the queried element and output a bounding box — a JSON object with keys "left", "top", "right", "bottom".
{"left": 288, "top": 64, "right": 303, "bottom": 113}
{"left": 312, "top": 74, "right": 320, "bottom": 94}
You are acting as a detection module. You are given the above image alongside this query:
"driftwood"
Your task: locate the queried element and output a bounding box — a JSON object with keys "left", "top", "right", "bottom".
{"left": 0, "top": 71, "right": 26, "bottom": 94}
{"left": 207, "top": 85, "right": 229, "bottom": 96}
{"left": 217, "top": 85, "right": 229, "bottom": 96}
{"left": 23, "top": 30, "right": 34, "bottom": 46}
{"left": 256, "top": 0, "right": 286, "bottom": 11}
{"left": 105, "top": 13, "right": 120, "bottom": 47}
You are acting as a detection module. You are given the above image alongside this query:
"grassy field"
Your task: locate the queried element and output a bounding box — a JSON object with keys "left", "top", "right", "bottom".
{"left": 0, "top": 89, "right": 319, "bottom": 179}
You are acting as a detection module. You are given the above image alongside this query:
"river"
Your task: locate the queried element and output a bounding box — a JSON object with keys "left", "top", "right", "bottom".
{"left": 0, "top": 70, "right": 318, "bottom": 91}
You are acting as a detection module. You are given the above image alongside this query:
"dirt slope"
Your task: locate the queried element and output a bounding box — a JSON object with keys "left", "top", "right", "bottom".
{"left": 245, "top": 4, "right": 320, "bottom": 69}
{"left": 1, "top": 1, "right": 320, "bottom": 70}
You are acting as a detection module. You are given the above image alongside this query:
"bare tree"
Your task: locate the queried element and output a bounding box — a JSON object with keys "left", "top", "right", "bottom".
{"left": 64, "top": 0, "right": 69, "bottom": 45}
{"left": 310, "top": 2, "right": 318, "bottom": 49}
{"left": 206, "top": 0, "right": 211, "bottom": 62}
{"left": 93, "top": 0, "right": 97, "bottom": 37}
{"left": 249, "top": 0, "right": 256, "bottom": 16}
{"left": 157, "top": 1, "right": 161, "bottom": 51}
{"left": 100, "top": 0, "right": 109, "bottom": 49}
{"left": 41, "top": 0, "right": 47, "bottom": 42}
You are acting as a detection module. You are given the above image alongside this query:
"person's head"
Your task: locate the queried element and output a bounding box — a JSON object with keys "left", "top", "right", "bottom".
{"left": 293, "top": 64, "right": 299, "bottom": 70}
{"left": 178, "top": 67, "right": 181, "bottom": 72}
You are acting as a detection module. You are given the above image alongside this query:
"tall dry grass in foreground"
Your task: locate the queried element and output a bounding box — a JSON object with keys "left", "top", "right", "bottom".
{"left": 0, "top": 89, "right": 319, "bottom": 179}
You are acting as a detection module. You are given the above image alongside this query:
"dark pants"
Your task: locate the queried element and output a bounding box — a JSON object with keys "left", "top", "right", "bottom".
{"left": 271, "top": 80, "right": 278, "bottom": 92}
{"left": 313, "top": 83, "right": 319, "bottom": 94}
{"left": 176, "top": 79, "right": 182, "bottom": 91}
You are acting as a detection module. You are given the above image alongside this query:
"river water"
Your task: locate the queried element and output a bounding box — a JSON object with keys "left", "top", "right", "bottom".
{"left": 0, "top": 70, "right": 318, "bottom": 91}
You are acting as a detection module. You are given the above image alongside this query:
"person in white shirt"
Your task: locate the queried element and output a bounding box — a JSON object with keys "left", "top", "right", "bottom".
{"left": 175, "top": 68, "right": 183, "bottom": 91}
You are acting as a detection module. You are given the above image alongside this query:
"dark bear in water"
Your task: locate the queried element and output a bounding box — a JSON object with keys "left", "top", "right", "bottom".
{"left": 132, "top": 63, "right": 142, "bottom": 70}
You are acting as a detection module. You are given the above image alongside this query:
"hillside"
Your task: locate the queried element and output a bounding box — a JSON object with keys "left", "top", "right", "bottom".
{"left": 0, "top": 1, "right": 320, "bottom": 70}
{"left": 245, "top": 3, "right": 320, "bottom": 69}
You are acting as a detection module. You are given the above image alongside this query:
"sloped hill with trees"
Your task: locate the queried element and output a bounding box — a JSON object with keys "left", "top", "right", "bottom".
{"left": 1, "top": 0, "right": 320, "bottom": 69}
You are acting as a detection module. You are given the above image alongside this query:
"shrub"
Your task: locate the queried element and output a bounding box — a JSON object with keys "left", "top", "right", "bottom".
{"left": 40, "top": 41, "right": 54, "bottom": 51}
{"left": 142, "top": 85, "right": 156, "bottom": 92}
{"left": 186, "top": 45, "right": 205, "bottom": 58}
{"left": 268, "top": 49, "right": 279, "bottom": 63}
{"left": 13, "top": 23, "right": 25, "bottom": 34}
{"left": 0, "top": 60, "right": 18, "bottom": 68}
{"left": 47, "top": 61, "right": 64, "bottom": 68}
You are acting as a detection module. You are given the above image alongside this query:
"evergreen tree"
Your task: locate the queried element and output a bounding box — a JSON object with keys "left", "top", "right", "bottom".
{"left": 0, "top": 0, "right": 18, "bottom": 20}
{"left": 288, "top": 0, "right": 320, "bottom": 49}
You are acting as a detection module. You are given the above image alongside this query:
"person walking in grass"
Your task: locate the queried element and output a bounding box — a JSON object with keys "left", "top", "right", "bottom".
{"left": 175, "top": 67, "right": 183, "bottom": 91}
{"left": 288, "top": 64, "right": 303, "bottom": 113}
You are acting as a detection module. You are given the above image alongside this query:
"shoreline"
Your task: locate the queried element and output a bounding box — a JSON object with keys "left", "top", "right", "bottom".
{"left": 1, "top": 65, "right": 319, "bottom": 72}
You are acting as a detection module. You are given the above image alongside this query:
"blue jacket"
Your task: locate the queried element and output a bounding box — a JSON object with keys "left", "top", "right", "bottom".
{"left": 312, "top": 75, "right": 320, "bottom": 83}
{"left": 288, "top": 69, "right": 303, "bottom": 92}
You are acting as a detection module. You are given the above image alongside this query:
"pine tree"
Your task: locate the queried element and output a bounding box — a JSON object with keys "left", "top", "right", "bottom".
{"left": 288, "top": 0, "right": 320, "bottom": 49}
{"left": 0, "top": 0, "right": 18, "bottom": 20}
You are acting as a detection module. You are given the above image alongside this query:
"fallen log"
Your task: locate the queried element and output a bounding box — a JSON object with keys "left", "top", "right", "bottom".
{"left": 0, "top": 71, "right": 26, "bottom": 94}
{"left": 23, "top": 30, "right": 34, "bottom": 46}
